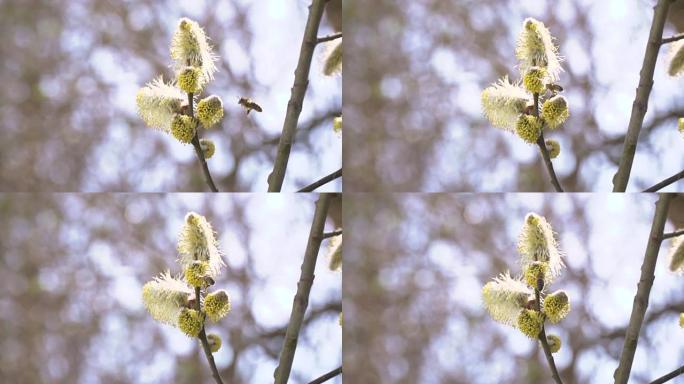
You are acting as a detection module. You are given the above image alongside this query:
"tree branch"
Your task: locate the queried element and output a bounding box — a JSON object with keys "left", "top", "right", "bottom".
{"left": 612, "top": 0, "right": 673, "bottom": 192}
{"left": 187, "top": 92, "right": 219, "bottom": 192}
{"left": 534, "top": 288, "right": 563, "bottom": 384}
{"left": 532, "top": 93, "right": 564, "bottom": 192}
{"left": 274, "top": 194, "right": 331, "bottom": 383}
{"left": 268, "top": 0, "right": 327, "bottom": 192}
{"left": 316, "top": 32, "right": 342, "bottom": 44}
{"left": 644, "top": 169, "right": 684, "bottom": 192}
{"left": 661, "top": 33, "right": 684, "bottom": 45}
{"left": 614, "top": 194, "right": 672, "bottom": 384}
{"left": 663, "top": 229, "right": 684, "bottom": 240}
{"left": 297, "top": 168, "right": 342, "bottom": 192}
{"left": 649, "top": 364, "right": 684, "bottom": 384}
{"left": 308, "top": 366, "right": 342, "bottom": 384}
{"left": 322, "top": 230, "right": 342, "bottom": 239}
{"left": 194, "top": 287, "right": 224, "bottom": 384}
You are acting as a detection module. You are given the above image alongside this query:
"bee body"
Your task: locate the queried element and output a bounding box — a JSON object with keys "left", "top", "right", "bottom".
{"left": 238, "top": 97, "right": 263, "bottom": 114}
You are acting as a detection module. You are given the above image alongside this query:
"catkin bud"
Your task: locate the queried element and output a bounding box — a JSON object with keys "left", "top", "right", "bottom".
{"left": 546, "top": 334, "right": 561, "bottom": 353}
{"left": 199, "top": 138, "right": 216, "bottom": 159}
{"left": 178, "top": 66, "right": 203, "bottom": 94}
{"left": 196, "top": 96, "right": 224, "bottom": 128}
{"left": 206, "top": 333, "right": 222, "bottom": 353}
{"left": 178, "top": 308, "right": 203, "bottom": 337}
{"left": 545, "top": 139, "right": 560, "bottom": 159}
{"left": 515, "top": 115, "right": 542, "bottom": 144}
{"left": 523, "top": 66, "right": 547, "bottom": 94}
{"left": 543, "top": 290, "right": 570, "bottom": 324}
{"left": 204, "top": 290, "right": 231, "bottom": 322}
{"left": 171, "top": 114, "right": 197, "bottom": 143}
{"left": 517, "top": 309, "right": 544, "bottom": 338}
{"left": 541, "top": 95, "right": 569, "bottom": 129}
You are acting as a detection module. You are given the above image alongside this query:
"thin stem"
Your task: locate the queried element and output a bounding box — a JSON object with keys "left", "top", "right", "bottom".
{"left": 268, "top": 0, "right": 327, "bottom": 192}
{"left": 307, "top": 366, "right": 342, "bottom": 384}
{"left": 649, "top": 364, "right": 684, "bottom": 384}
{"left": 662, "top": 229, "right": 684, "bottom": 240}
{"left": 316, "top": 32, "right": 342, "bottom": 44}
{"left": 187, "top": 92, "right": 219, "bottom": 192}
{"left": 297, "top": 168, "right": 342, "bottom": 192}
{"left": 534, "top": 288, "right": 563, "bottom": 384}
{"left": 274, "top": 194, "right": 332, "bottom": 384}
{"left": 533, "top": 93, "right": 564, "bottom": 192}
{"left": 614, "top": 194, "right": 672, "bottom": 384}
{"left": 644, "top": 169, "right": 684, "bottom": 192}
{"left": 193, "top": 286, "right": 225, "bottom": 384}
{"left": 322, "top": 230, "right": 342, "bottom": 239}
{"left": 613, "top": 0, "right": 673, "bottom": 192}
{"left": 661, "top": 33, "right": 684, "bottom": 45}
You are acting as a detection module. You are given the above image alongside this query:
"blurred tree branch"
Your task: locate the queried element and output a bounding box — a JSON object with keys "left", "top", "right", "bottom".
{"left": 308, "top": 366, "right": 342, "bottom": 384}
{"left": 298, "top": 168, "right": 342, "bottom": 192}
{"left": 613, "top": 0, "right": 673, "bottom": 192}
{"left": 614, "top": 194, "right": 671, "bottom": 384}
{"left": 274, "top": 194, "right": 331, "bottom": 383}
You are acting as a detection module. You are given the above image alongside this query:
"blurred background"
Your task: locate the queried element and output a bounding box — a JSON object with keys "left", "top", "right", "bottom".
{"left": 344, "top": 193, "right": 684, "bottom": 383}
{"left": 345, "top": 0, "right": 684, "bottom": 191}
{"left": 0, "top": 193, "right": 342, "bottom": 383}
{"left": 0, "top": 0, "right": 341, "bottom": 192}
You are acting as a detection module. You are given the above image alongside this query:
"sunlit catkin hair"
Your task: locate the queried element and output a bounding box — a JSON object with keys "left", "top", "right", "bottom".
{"left": 327, "top": 233, "right": 342, "bottom": 271}
{"left": 323, "top": 39, "right": 342, "bottom": 76}
{"left": 668, "top": 233, "right": 684, "bottom": 274}
{"left": 177, "top": 212, "right": 225, "bottom": 278}
{"left": 170, "top": 18, "right": 218, "bottom": 87}
{"left": 517, "top": 213, "right": 564, "bottom": 281}
{"left": 482, "top": 272, "right": 533, "bottom": 326}
{"left": 668, "top": 40, "right": 684, "bottom": 77}
{"left": 142, "top": 271, "right": 193, "bottom": 326}
{"left": 515, "top": 18, "right": 563, "bottom": 82}
{"left": 481, "top": 76, "right": 531, "bottom": 130}
{"left": 136, "top": 76, "right": 185, "bottom": 132}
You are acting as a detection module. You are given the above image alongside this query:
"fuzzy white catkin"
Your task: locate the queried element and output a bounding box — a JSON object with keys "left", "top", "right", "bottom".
{"left": 177, "top": 212, "right": 226, "bottom": 278}
{"left": 517, "top": 213, "right": 564, "bottom": 282}
{"left": 136, "top": 76, "right": 185, "bottom": 132}
{"left": 142, "top": 271, "right": 192, "bottom": 326}
{"left": 482, "top": 272, "right": 533, "bottom": 326}
{"left": 481, "top": 76, "right": 531, "bottom": 131}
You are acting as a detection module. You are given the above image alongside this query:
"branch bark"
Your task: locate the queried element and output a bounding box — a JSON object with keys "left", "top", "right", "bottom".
{"left": 268, "top": 0, "right": 327, "bottom": 192}
{"left": 612, "top": 0, "right": 673, "bottom": 192}
{"left": 195, "top": 287, "right": 224, "bottom": 384}
{"left": 614, "top": 194, "right": 672, "bottom": 384}
{"left": 274, "top": 194, "right": 331, "bottom": 383}
{"left": 534, "top": 288, "right": 563, "bottom": 384}
{"left": 649, "top": 364, "right": 684, "bottom": 384}
{"left": 644, "top": 169, "right": 684, "bottom": 192}
{"left": 187, "top": 92, "right": 219, "bottom": 192}
{"left": 308, "top": 366, "right": 342, "bottom": 384}
{"left": 532, "top": 93, "right": 564, "bottom": 192}
{"left": 297, "top": 168, "right": 342, "bottom": 192}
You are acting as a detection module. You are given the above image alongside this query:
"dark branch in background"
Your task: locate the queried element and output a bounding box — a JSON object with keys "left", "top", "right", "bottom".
{"left": 662, "top": 229, "right": 684, "bottom": 240}
{"left": 532, "top": 93, "right": 564, "bottom": 192}
{"left": 268, "top": 0, "right": 327, "bottom": 192}
{"left": 194, "top": 285, "right": 224, "bottom": 384}
{"left": 614, "top": 194, "right": 672, "bottom": 384}
{"left": 274, "top": 194, "right": 331, "bottom": 384}
{"left": 612, "top": 0, "right": 673, "bottom": 192}
{"left": 316, "top": 32, "right": 342, "bottom": 44}
{"left": 649, "top": 364, "right": 684, "bottom": 384}
{"left": 661, "top": 33, "right": 684, "bottom": 45}
{"left": 298, "top": 168, "right": 342, "bottom": 192}
{"left": 644, "top": 169, "right": 684, "bottom": 192}
{"left": 307, "top": 366, "right": 342, "bottom": 384}
{"left": 187, "top": 92, "right": 219, "bottom": 192}
{"left": 322, "top": 230, "right": 342, "bottom": 239}
{"left": 534, "top": 288, "right": 563, "bottom": 384}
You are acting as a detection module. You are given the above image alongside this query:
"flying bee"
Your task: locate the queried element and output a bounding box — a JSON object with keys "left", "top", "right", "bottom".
{"left": 546, "top": 83, "right": 564, "bottom": 95}
{"left": 238, "top": 97, "right": 263, "bottom": 115}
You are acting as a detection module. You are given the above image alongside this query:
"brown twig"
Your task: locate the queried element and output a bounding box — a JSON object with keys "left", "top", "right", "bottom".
{"left": 534, "top": 288, "right": 563, "bottom": 384}
{"left": 297, "top": 168, "right": 342, "bottom": 192}
{"left": 649, "top": 364, "right": 684, "bottom": 384}
{"left": 644, "top": 169, "right": 684, "bottom": 192}
{"left": 316, "top": 32, "right": 342, "bottom": 44}
{"left": 322, "top": 230, "right": 342, "bottom": 239}
{"left": 268, "top": 0, "right": 327, "bottom": 192}
{"left": 662, "top": 229, "right": 684, "bottom": 240}
{"left": 532, "top": 93, "right": 564, "bottom": 192}
{"left": 614, "top": 194, "right": 672, "bottom": 384}
{"left": 613, "top": 0, "right": 673, "bottom": 192}
{"left": 274, "top": 194, "right": 331, "bottom": 383}
{"left": 308, "top": 366, "right": 342, "bottom": 384}
{"left": 661, "top": 33, "right": 684, "bottom": 45}
{"left": 187, "top": 92, "right": 219, "bottom": 192}
{"left": 195, "top": 289, "right": 225, "bottom": 384}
